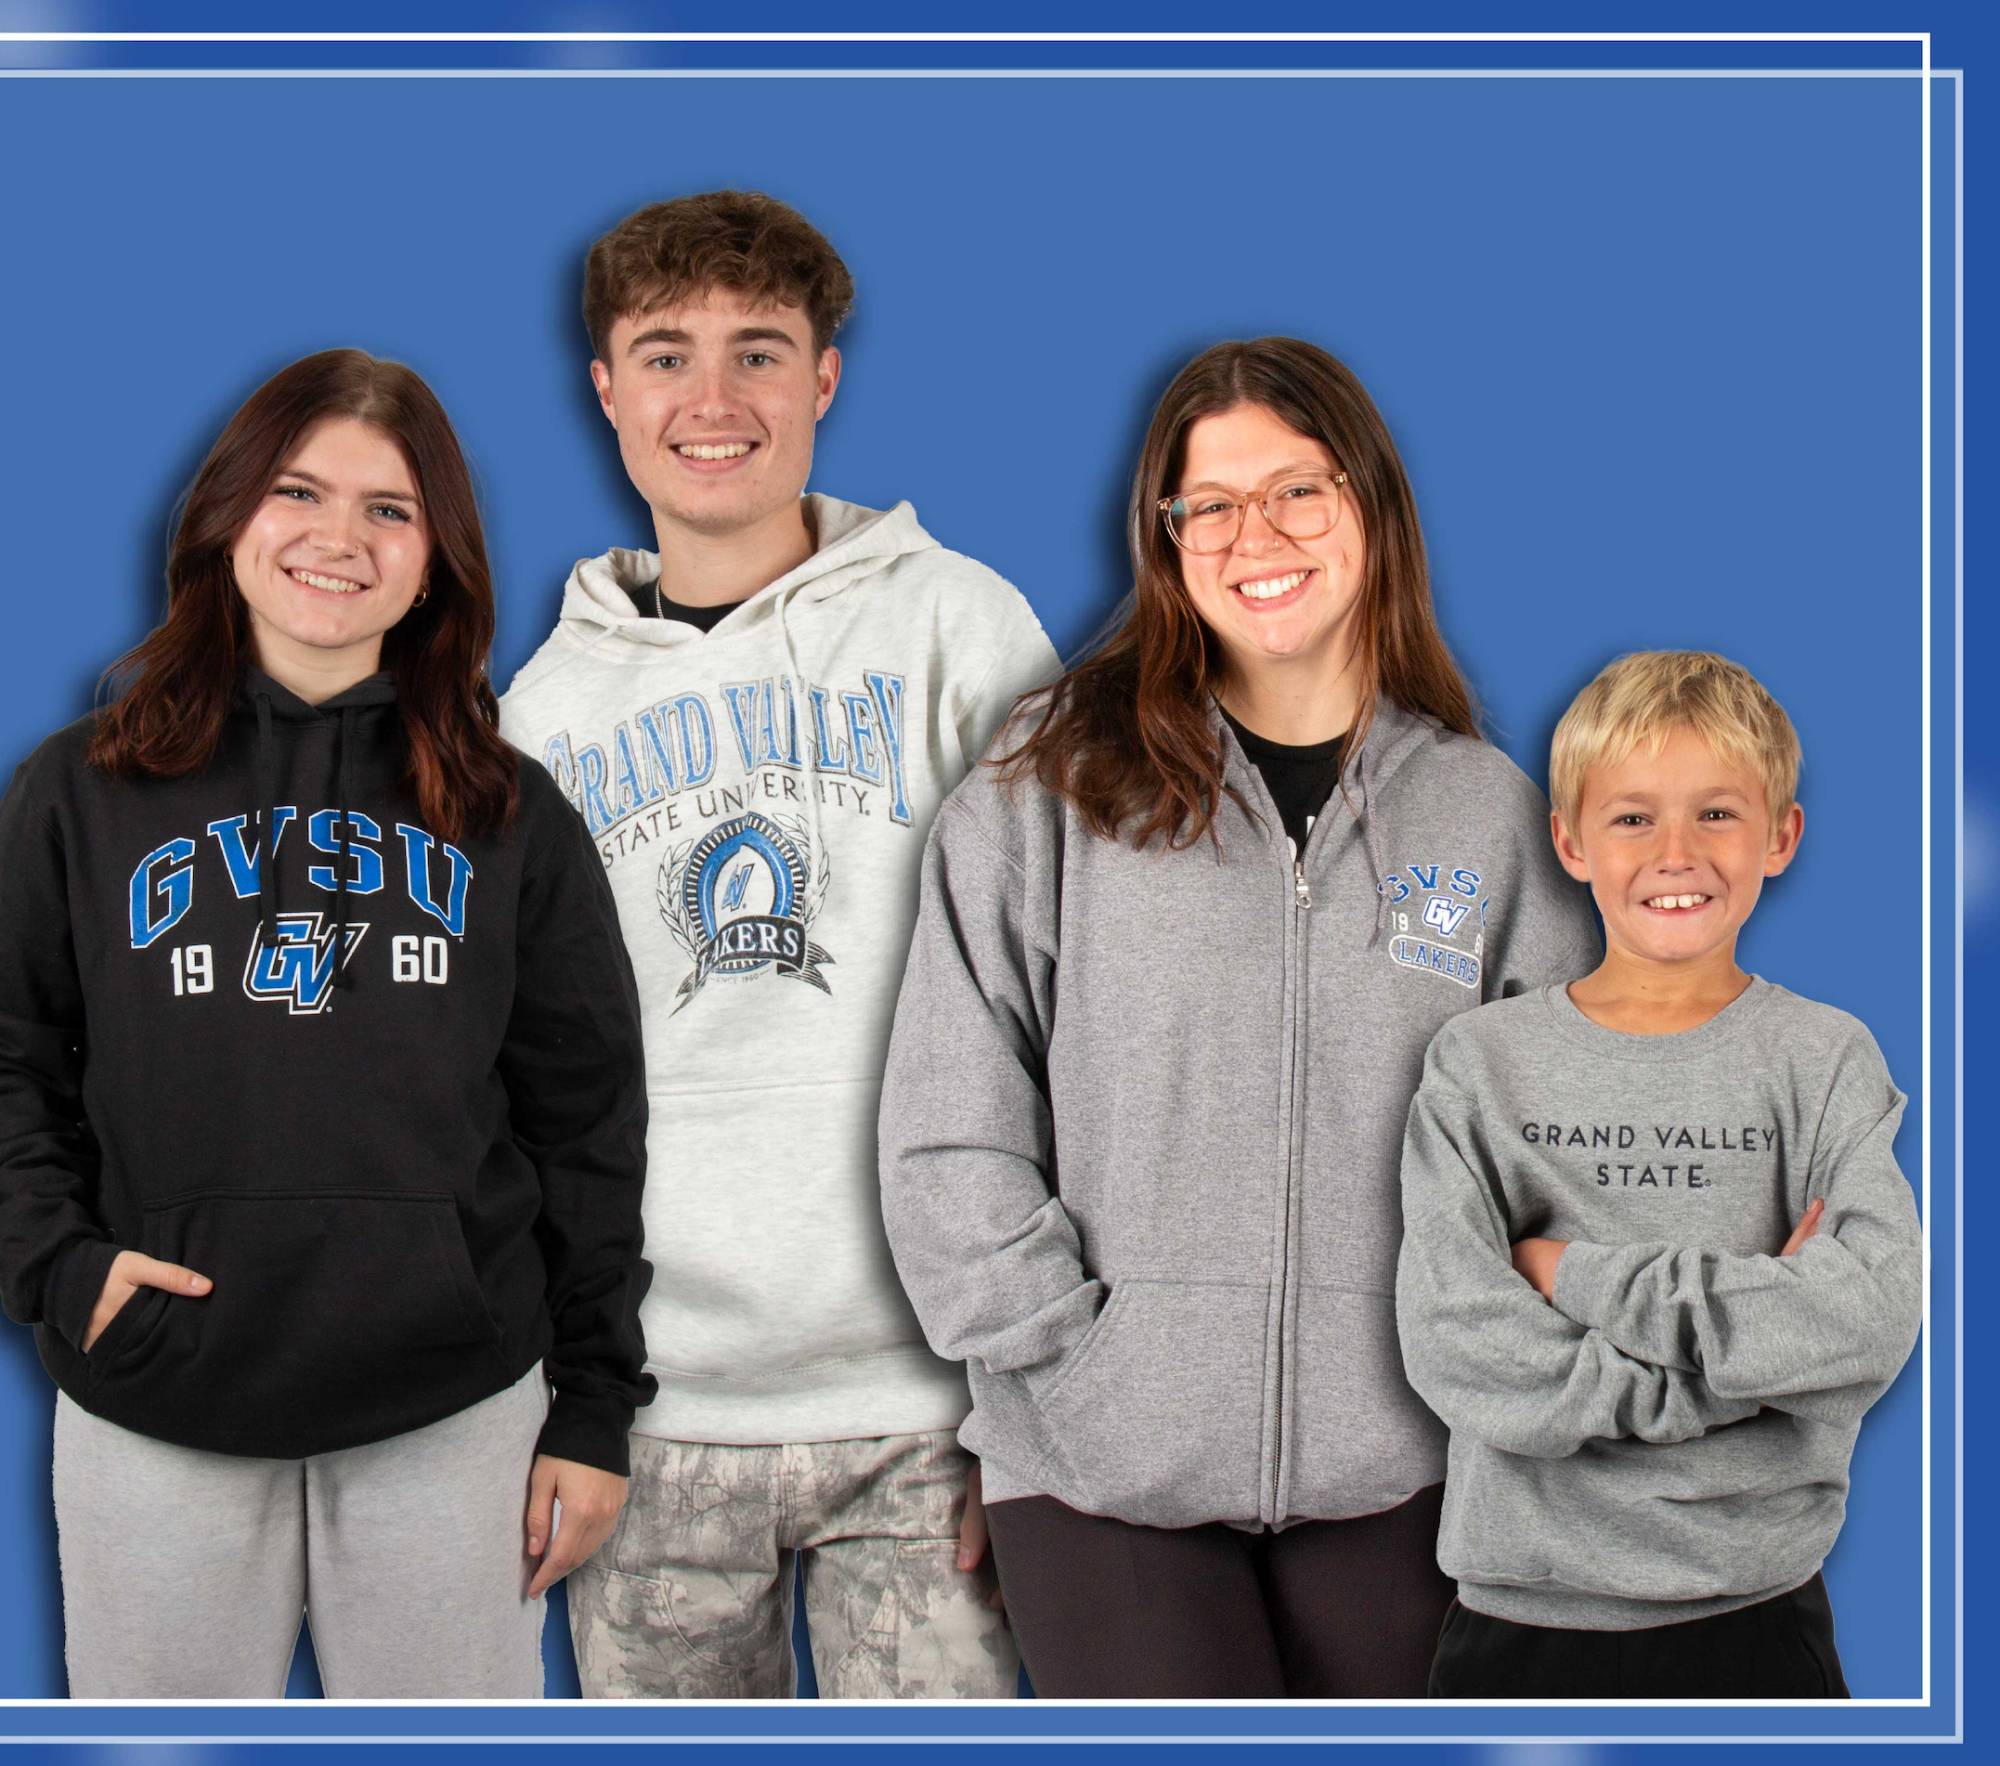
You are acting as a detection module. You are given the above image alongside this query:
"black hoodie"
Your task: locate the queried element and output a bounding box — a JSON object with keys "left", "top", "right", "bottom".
{"left": 0, "top": 671, "right": 655, "bottom": 1472}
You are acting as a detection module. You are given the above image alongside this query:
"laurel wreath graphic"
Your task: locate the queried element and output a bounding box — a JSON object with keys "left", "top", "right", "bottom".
{"left": 658, "top": 840, "right": 699, "bottom": 960}
{"left": 774, "top": 813, "right": 833, "bottom": 930}
{"left": 655, "top": 814, "right": 835, "bottom": 1008}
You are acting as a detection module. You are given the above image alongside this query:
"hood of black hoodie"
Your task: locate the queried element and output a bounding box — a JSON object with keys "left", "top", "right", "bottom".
{"left": 239, "top": 666, "right": 402, "bottom": 717}
{"left": 237, "top": 668, "right": 403, "bottom": 980}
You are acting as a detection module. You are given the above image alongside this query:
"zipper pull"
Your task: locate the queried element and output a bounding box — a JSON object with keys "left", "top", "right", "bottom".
{"left": 1289, "top": 838, "right": 1312, "bottom": 911}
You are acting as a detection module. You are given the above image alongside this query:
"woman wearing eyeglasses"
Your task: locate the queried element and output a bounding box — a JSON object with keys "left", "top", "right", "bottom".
{"left": 877, "top": 337, "right": 1598, "bottom": 1697}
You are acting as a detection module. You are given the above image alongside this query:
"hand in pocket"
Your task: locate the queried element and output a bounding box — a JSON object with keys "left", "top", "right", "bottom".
{"left": 83, "top": 1251, "right": 212, "bottom": 1352}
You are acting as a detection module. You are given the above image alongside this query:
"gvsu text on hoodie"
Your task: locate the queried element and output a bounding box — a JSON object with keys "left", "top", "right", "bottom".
{"left": 0, "top": 673, "right": 655, "bottom": 1472}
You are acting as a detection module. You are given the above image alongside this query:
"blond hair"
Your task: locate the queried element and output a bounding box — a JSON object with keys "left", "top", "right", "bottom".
{"left": 1550, "top": 651, "right": 1801, "bottom": 830}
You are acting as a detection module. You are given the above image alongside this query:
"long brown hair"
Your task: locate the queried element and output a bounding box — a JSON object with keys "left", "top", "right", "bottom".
{"left": 998, "top": 337, "right": 1477, "bottom": 849}
{"left": 88, "top": 349, "right": 518, "bottom": 840}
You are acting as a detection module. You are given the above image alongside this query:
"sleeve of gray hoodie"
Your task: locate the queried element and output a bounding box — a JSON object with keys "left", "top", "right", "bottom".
{"left": 878, "top": 789, "right": 1104, "bottom": 1377}
{"left": 1397, "top": 1055, "right": 1762, "bottom": 1459}
{"left": 1472, "top": 762, "right": 1601, "bottom": 999}
{"left": 1551, "top": 1038, "right": 1921, "bottom": 1426}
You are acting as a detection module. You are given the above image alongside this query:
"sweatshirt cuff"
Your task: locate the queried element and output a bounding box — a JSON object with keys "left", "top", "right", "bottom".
{"left": 536, "top": 1389, "right": 636, "bottom": 1478}
{"left": 1550, "top": 1239, "right": 1619, "bottom": 1330}
{"left": 997, "top": 1280, "right": 1106, "bottom": 1385}
{"left": 45, "top": 1238, "right": 120, "bottom": 1352}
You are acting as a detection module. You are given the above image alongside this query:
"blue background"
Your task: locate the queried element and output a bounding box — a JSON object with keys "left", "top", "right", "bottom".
{"left": 0, "top": 37, "right": 1956, "bottom": 1751}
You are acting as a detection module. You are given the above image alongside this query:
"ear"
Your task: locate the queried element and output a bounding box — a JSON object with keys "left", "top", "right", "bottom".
{"left": 589, "top": 358, "right": 617, "bottom": 428}
{"left": 813, "top": 347, "right": 842, "bottom": 421}
{"left": 1763, "top": 801, "right": 1805, "bottom": 878}
{"left": 1550, "top": 808, "right": 1592, "bottom": 884}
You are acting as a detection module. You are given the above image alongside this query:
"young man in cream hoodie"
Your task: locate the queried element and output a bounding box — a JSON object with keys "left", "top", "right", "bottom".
{"left": 500, "top": 192, "right": 1052, "bottom": 1698}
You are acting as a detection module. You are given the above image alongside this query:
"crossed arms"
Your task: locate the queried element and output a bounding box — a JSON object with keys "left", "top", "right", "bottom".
{"left": 1393, "top": 1064, "right": 1922, "bottom": 1460}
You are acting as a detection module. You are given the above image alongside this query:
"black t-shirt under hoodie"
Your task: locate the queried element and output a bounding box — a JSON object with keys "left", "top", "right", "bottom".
{"left": 1222, "top": 707, "right": 1349, "bottom": 852}
{"left": 0, "top": 669, "right": 656, "bottom": 1471}
{"left": 623, "top": 580, "right": 748, "bottom": 631}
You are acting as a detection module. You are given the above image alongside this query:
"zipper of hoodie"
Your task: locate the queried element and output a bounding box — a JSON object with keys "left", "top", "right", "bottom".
{"left": 1271, "top": 834, "right": 1311, "bottom": 1521}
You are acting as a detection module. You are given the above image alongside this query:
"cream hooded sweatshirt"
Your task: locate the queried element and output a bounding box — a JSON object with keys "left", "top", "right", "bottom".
{"left": 500, "top": 495, "right": 1056, "bottom": 1443}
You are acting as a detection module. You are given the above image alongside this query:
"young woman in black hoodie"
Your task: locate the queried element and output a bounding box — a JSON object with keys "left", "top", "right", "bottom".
{"left": 0, "top": 350, "right": 654, "bottom": 1697}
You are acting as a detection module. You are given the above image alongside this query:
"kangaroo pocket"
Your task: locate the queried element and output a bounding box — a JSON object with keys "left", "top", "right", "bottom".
{"left": 638, "top": 1077, "right": 925, "bottom": 1380}
{"left": 86, "top": 1188, "right": 504, "bottom": 1455}
{"left": 1283, "top": 1283, "right": 1447, "bottom": 1520}
{"left": 1037, "top": 1279, "right": 1268, "bottom": 1528}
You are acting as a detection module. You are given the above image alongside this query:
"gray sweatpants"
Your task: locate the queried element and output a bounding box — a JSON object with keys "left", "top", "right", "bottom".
{"left": 54, "top": 1367, "right": 549, "bottom": 1699}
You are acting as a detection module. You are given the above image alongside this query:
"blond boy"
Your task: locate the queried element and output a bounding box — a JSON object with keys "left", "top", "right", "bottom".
{"left": 1395, "top": 651, "right": 1921, "bottom": 1698}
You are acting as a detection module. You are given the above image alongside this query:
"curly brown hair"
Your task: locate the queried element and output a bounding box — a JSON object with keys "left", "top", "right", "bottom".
{"left": 583, "top": 190, "right": 856, "bottom": 360}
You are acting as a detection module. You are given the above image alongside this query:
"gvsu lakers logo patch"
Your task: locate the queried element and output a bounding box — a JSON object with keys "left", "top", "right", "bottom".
{"left": 657, "top": 813, "right": 833, "bottom": 1012}
{"left": 1379, "top": 862, "right": 1486, "bottom": 991}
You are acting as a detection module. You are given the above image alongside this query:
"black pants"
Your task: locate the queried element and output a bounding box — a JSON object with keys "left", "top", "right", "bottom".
{"left": 1429, "top": 1573, "right": 1850, "bottom": 1699}
{"left": 984, "top": 1484, "right": 1452, "bottom": 1698}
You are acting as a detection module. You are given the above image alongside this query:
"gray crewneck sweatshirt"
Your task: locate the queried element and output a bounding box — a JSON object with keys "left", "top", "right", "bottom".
{"left": 880, "top": 700, "right": 1600, "bottom": 1530}
{"left": 1395, "top": 979, "right": 1921, "bottom": 1630}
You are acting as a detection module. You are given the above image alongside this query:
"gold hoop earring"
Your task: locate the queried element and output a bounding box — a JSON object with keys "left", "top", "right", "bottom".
{"left": 414, "top": 578, "right": 431, "bottom": 607}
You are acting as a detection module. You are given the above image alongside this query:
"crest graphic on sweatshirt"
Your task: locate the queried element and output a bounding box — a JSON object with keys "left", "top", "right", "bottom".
{"left": 657, "top": 812, "right": 834, "bottom": 1011}
{"left": 1378, "top": 861, "right": 1487, "bottom": 990}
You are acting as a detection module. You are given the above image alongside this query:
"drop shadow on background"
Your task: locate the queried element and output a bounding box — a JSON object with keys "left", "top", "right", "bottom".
{"left": 550, "top": 212, "right": 634, "bottom": 539}
{"left": 1055, "top": 334, "right": 1221, "bottom": 674}
{"left": 1484, "top": 651, "right": 1603, "bottom": 789}
{"left": 0, "top": 1331, "right": 67, "bottom": 1695}
{"left": 66, "top": 390, "right": 247, "bottom": 730}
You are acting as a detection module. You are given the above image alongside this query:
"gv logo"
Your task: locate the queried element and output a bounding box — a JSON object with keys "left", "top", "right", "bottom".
{"left": 241, "top": 913, "right": 368, "bottom": 1016}
{"left": 1422, "top": 896, "right": 1471, "bottom": 937}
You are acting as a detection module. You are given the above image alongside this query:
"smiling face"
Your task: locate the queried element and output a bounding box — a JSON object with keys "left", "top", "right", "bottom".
{"left": 228, "top": 415, "right": 430, "bottom": 694}
{"left": 1553, "top": 725, "right": 1804, "bottom": 976}
{"left": 590, "top": 286, "right": 840, "bottom": 546}
{"left": 1172, "top": 402, "right": 1367, "bottom": 704}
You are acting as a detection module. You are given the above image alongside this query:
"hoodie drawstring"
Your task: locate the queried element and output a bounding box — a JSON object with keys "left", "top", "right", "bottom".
{"left": 253, "top": 690, "right": 277, "bottom": 952}
{"left": 773, "top": 579, "right": 830, "bottom": 909}
{"left": 251, "top": 682, "right": 370, "bottom": 989}
{"left": 333, "top": 704, "right": 355, "bottom": 991}
{"left": 1356, "top": 734, "right": 1391, "bottom": 947}
{"left": 1222, "top": 695, "right": 1395, "bottom": 945}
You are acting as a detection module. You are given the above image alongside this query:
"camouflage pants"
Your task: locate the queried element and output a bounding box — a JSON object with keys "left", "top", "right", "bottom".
{"left": 568, "top": 1429, "right": 1018, "bottom": 1699}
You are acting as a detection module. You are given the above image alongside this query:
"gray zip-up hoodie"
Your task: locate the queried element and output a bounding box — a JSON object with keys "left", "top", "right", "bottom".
{"left": 1395, "top": 980, "right": 1921, "bottom": 1629}
{"left": 879, "top": 699, "right": 1600, "bottom": 1528}
{"left": 501, "top": 495, "right": 1055, "bottom": 1444}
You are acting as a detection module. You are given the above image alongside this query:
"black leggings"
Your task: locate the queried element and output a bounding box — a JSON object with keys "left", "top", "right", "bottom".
{"left": 984, "top": 1484, "right": 1452, "bottom": 1698}
{"left": 1428, "top": 1573, "right": 1849, "bottom": 1699}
